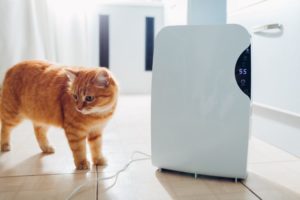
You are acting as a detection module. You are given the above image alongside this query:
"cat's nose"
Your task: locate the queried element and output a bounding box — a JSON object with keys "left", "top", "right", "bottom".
{"left": 77, "top": 103, "right": 84, "bottom": 110}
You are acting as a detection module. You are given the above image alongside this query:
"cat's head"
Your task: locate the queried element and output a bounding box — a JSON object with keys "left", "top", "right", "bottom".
{"left": 65, "top": 67, "right": 118, "bottom": 115}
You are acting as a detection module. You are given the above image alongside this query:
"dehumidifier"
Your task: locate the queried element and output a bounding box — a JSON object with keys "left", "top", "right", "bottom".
{"left": 151, "top": 25, "right": 251, "bottom": 179}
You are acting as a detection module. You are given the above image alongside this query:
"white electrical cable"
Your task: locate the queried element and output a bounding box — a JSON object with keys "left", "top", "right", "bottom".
{"left": 65, "top": 151, "right": 151, "bottom": 200}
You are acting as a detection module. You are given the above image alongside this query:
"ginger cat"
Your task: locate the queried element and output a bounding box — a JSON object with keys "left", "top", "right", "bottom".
{"left": 0, "top": 60, "right": 118, "bottom": 170}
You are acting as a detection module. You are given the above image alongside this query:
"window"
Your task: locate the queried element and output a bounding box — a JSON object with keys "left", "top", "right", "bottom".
{"left": 99, "top": 15, "right": 109, "bottom": 68}
{"left": 145, "top": 17, "right": 155, "bottom": 71}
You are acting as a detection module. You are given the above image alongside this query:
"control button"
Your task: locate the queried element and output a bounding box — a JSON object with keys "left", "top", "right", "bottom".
{"left": 245, "top": 48, "right": 250, "bottom": 54}
{"left": 241, "top": 79, "right": 246, "bottom": 86}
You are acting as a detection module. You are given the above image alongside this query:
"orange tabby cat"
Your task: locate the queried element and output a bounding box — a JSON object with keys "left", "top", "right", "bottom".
{"left": 0, "top": 60, "right": 118, "bottom": 170}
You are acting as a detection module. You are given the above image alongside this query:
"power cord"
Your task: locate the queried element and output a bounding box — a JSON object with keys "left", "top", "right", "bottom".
{"left": 65, "top": 151, "right": 151, "bottom": 200}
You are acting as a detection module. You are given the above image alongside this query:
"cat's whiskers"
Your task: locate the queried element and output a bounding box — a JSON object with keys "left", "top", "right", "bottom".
{"left": 78, "top": 101, "right": 115, "bottom": 115}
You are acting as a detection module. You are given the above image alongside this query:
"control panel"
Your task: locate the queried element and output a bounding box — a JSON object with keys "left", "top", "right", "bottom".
{"left": 235, "top": 45, "right": 251, "bottom": 98}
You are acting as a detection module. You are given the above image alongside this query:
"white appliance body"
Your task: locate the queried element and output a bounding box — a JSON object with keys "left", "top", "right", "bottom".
{"left": 151, "top": 25, "right": 251, "bottom": 179}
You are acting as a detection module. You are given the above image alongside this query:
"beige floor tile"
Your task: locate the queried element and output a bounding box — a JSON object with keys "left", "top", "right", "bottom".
{"left": 248, "top": 138, "right": 299, "bottom": 164}
{"left": 97, "top": 160, "right": 173, "bottom": 200}
{"left": 171, "top": 182, "right": 213, "bottom": 197}
{"left": 97, "top": 159, "right": 261, "bottom": 200}
{"left": 0, "top": 173, "right": 97, "bottom": 200}
{"left": 14, "top": 187, "right": 96, "bottom": 200}
{"left": 0, "top": 123, "right": 97, "bottom": 176}
{"left": 205, "top": 178, "right": 248, "bottom": 194}
{"left": 253, "top": 189, "right": 300, "bottom": 200}
{"left": 215, "top": 192, "right": 259, "bottom": 200}
{"left": 243, "top": 171, "right": 300, "bottom": 199}
{"left": 0, "top": 191, "right": 17, "bottom": 200}
{"left": 177, "top": 194, "right": 218, "bottom": 200}
{"left": 157, "top": 173, "right": 213, "bottom": 197}
{"left": 248, "top": 162, "right": 300, "bottom": 194}
{"left": 0, "top": 176, "right": 25, "bottom": 192}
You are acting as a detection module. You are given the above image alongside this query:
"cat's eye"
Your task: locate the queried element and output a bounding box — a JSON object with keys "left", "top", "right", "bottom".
{"left": 73, "top": 94, "right": 78, "bottom": 101}
{"left": 85, "top": 96, "right": 94, "bottom": 102}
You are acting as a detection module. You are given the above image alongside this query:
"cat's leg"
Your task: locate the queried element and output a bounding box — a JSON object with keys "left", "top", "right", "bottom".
{"left": 1, "top": 109, "right": 22, "bottom": 152}
{"left": 1, "top": 122, "right": 15, "bottom": 151}
{"left": 88, "top": 130, "right": 106, "bottom": 166}
{"left": 1, "top": 88, "right": 23, "bottom": 152}
{"left": 33, "top": 123, "right": 54, "bottom": 154}
{"left": 1, "top": 118, "right": 22, "bottom": 152}
{"left": 65, "top": 128, "right": 89, "bottom": 170}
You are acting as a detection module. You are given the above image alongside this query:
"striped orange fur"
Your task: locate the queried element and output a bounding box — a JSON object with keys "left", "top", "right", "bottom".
{"left": 0, "top": 60, "right": 118, "bottom": 170}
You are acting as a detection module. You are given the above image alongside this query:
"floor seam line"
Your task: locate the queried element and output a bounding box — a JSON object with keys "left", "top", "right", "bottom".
{"left": 240, "top": 181, "right": 263, "bottom": 200}
{"left": 0, "top": 171, "right": 97, "bottom": 178}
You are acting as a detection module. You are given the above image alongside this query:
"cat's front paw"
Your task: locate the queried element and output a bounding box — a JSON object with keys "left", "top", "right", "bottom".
{"left": 1, "top": 143, "right": 11, "bottom": 152}
{"left": 76, "top": 160, "right": 90, "bottom": 170}
{"left": 41, "top": 145, "right": 55, "bottom": 154}
{"left": 93, "top": 157, "right": 107, "bottom": 166}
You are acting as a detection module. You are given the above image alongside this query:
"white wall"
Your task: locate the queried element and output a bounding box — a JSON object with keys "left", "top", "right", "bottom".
{"left": 90, "top": 4, "right": 164, "bottom": 94}
{"left": 187, "top": 0, "right": 226, "bottom": 25}
{"left": 163, "top": 0, "right": 226, "bottom": 26}
{"left": 163, "top": 0, "right": 187, "bottom": 25}
{"left": 228, "top": 0, "right": 300, "bottom": 157}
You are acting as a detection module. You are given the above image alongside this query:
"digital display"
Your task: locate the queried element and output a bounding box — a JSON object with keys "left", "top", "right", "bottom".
{"left": 239, "top": 68, "right": 247, "bottom": 75}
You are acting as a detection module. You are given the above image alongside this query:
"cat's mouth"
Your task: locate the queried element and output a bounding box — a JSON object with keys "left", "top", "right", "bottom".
{"left": 77, "top": 102, "right": 114, "bottom": 115}
{"left": 75, "top": 108, "right": 86, "bottom": 114}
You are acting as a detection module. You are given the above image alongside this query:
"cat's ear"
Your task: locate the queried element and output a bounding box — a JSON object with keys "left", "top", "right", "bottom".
{"left": 65, "top": 69, "right": 78, "bottom": 82}
{"left": 94, "top": 70, "right": 110, "bottom": 88}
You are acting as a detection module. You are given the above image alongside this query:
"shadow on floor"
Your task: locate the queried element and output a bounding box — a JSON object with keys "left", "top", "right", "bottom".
{"left": 0, "top": 152, "right": 91, "bottom": 177}
{"left": 155, "top": 169, "right": 300, "bottom": 200}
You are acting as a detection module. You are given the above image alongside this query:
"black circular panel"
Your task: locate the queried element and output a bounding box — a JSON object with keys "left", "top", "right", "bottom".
{"left": 235, "top": 45, "right": 251, "bottom": 99}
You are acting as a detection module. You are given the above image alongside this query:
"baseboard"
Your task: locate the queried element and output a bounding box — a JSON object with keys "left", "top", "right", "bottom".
{"left": 251, "top": 102, "right": 300, "bottom": 157}
{"left": 252, "top": 102, "right": 300, "bottom": 130}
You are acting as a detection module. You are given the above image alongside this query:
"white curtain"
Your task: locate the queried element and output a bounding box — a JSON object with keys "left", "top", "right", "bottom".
{"left": 0, "top": 0, "right": 97, "bottom": 81}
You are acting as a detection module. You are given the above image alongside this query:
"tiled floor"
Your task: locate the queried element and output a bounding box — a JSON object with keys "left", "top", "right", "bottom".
{"left": 0, "top": 95, "right": 299, "bottom": 200}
